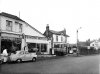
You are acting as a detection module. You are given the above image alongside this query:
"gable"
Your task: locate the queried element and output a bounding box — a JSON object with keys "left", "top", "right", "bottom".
{"left": 23, "top": 23, "right": 45, "bottom": 37}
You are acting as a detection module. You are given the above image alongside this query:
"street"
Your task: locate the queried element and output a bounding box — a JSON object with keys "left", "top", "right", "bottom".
{"left": 1, "top": 55, "right": 100, "bottom": 74}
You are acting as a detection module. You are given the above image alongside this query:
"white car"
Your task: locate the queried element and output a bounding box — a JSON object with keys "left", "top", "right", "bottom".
{"left": 9, "top": 50, "right": 37, "bottom": 63}
{"left": 0, "top": 54, "right": 8, "bottom": 64}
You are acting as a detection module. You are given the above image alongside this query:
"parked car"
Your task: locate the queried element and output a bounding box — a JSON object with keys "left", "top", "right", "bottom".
{"left": 0, "top": 54, "right": 8, "bottom": 64}
{"left": 0, "top": 54, "right": 4, "bottom": 64}
{"left": 9, "top": 50, "right": 37, "bottom": 63}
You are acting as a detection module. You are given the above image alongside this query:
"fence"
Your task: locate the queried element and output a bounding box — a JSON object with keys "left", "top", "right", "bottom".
{"left": 78, "top": 46, "right": 100, "bottom": 55}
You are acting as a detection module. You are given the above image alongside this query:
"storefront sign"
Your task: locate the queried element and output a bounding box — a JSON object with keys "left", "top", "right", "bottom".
{"left": 26, "top": 35, "right": 47, "bottom": 40}
{"left": 2, "top": 33, "right": 22, "bottom": 38}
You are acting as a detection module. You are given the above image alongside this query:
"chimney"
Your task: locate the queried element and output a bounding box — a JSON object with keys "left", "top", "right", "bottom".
{"left": 64, "top": 28, "right": 66, "bottom": 35}
{"left": 46, "top": 24, "right": 49, "bottom": 31}
{"left": 46, "top": 24, "right": 50, "bottom": 38}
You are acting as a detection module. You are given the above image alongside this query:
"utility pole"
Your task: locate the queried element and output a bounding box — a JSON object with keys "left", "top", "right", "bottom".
{"left": 76, "top": 27, "right": 82, "bottom": 56}
{"left": 19, "top": 11, "right": 20, "bottom": 18}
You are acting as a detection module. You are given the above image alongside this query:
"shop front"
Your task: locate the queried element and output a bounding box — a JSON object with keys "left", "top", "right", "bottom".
{"left": 26, "top": 35, "right": 49, "bottom": 54}
{"left": 1, "top": 32, "right": 22, "bottom": 54}
{"left": 27, "top": 43, "right": 47, "bottom": 54}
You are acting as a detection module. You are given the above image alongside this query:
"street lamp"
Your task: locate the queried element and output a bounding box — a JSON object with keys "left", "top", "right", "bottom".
{"left": 76, "top": 27, "right": 82, "bottom": 56}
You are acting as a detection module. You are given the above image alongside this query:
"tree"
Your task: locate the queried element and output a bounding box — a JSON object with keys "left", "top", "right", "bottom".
{"left": 86, "top": 39, "right": 90, "bottom": 46}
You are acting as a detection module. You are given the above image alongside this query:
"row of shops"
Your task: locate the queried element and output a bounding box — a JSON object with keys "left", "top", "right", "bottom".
{"left": 0, "top": 32, "right": 68, "bottom": 55}
{"left": 0, "top": 32, "right": 50, "bottom": 54}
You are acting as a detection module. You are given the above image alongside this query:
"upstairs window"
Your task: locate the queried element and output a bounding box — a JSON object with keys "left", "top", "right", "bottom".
{"left": 61, "top": 36, "right": 63, "bottom": 42}
{"left": 15, "top": 22, "right": 19, "bottom": 32}
{"left": 56, "top": 35, "right": 58, "bottom": 42}
{"left": 19, "top": 23, "right": 22, "bottom": 32}
{"left": 6, "top": 20, "right": 12, "bottom": 31}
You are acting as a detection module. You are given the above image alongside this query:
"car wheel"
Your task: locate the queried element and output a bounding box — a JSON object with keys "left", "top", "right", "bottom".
{"left": 16, "top": 59, "right": 22, "bottom": 63}
{"left": 32, "top": 57, "right": 36, "bottom": 62}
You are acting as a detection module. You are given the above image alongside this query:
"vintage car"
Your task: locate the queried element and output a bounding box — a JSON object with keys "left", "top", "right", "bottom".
{"left": 9, "top": 50, "right": 37, "bottom": 63}
{"left": 0, "top": 54, "right": 9, "bottom": 64}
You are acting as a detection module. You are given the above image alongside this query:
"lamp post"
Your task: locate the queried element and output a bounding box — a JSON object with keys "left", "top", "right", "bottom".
{"left": 76, "top": 27, "right": 82, "bottom": 56}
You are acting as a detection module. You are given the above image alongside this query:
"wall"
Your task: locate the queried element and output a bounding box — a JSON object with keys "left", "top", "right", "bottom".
{"left": 23, "top": 23, "right": 44, "bottom": 37}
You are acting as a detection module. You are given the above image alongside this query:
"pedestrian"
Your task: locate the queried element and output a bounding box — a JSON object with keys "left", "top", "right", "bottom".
{"left": 2, "top": 49, "right": 8, "bottom": 63}
{"left": 2, "top": 49, "right": 8, "bottom": 56}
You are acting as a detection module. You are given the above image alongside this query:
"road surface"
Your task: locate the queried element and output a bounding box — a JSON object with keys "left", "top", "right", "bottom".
{"left": 1, "top": 55, "right": 100, "bottom": 74}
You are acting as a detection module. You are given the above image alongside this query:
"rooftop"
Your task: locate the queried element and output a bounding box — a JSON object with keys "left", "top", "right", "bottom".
{"left": 49, "top": 30, "right": 69, "bottom": 37}
{"left": 0, "top": 12, "right": 24, "bottom": 22}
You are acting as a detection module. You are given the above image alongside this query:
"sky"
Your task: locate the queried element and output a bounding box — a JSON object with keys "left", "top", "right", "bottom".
{"left": 0, "top": 0, "right": 100, "bottom": 43}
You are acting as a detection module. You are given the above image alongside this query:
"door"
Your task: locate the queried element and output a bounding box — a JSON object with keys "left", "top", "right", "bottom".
{"left": 24, "top": 51, "right": 31, "bottom": 61}
{"left": 19, "top": 51, "right": 25, "bottom": 61}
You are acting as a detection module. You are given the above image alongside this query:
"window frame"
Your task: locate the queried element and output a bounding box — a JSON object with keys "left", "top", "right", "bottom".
{"left": 19, "top": 23, "right": 22, "bottom": 32}
{"left": 56, "top": 35, "right": 58, "bottom": 42}
{"left": 6, "top": 20, "right": 12, "bottom": 31}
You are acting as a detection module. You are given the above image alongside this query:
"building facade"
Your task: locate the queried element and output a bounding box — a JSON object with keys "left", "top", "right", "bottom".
{"left": 0, "top": 12, "right": 50, "bottom": 54}
{"left": 44, "top": 25, "right": 69, "bottom": 54}
{"left": 90, "top": 40, "right": 100, "bottom": 50}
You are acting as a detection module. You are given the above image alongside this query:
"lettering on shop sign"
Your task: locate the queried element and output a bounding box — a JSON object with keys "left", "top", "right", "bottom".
{"left": 38, "top": 37, "right": 47, "bottom": 40}
{"left": 26, "top": 36, "right": 37, "bottom": 39}
{"left": 26, "top": 35, "right": 47, "bottom": 40}
{"left": 2, "top": 33, "right": 22, "bottom": 38}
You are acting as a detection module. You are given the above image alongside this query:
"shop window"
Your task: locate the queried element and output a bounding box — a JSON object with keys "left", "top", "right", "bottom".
{"left": 28, "top": 43, "right": 37, "bottom": 52}
{"left": 42, "top": 44, "right": 47, "bottom": 52}
{"left": 41, "top": 44, "right": 47, "bottom": 52}
{"left": 54, "top": 44, "right": 60, "bottom": 48}
{"left": 6, "top": 20, "right": 12, "bottom": 31}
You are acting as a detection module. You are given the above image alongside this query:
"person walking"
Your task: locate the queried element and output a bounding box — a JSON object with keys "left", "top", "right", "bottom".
{"left": 2, "top": 49, "right": 8, "bottom": 63}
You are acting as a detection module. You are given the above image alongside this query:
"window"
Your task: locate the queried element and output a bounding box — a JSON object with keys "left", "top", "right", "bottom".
{"left": 56, "top": 35, "right": 58, "bottom": 42}
{"left": 15, "top": 22, "right": 19, "bottom": 32}
{"left": 61, "top": 36, "right": 63, "bottom": 42}
{"left": 6, "top": 20, "right": 12, "bottom": 31}
{"left": 19, "top": 23, "right": 22, "bottom": 32}
{"left": 54, "top": 44, "right": 60, "bottom": 48}
{"left": 43, "top": 44, "right": 47, "bottom": 52}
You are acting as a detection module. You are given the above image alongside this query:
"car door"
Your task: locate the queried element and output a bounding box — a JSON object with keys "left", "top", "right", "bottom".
{"left": 19, "top": 51, "right": 25, "bottom": 61}
{"left": 24, "top": 51, "right": 31, "bottom": 61}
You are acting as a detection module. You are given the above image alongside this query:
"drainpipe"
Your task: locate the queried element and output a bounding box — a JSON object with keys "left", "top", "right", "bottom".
{"left": 0, "top": 16, "right": 1, "bottom": 54}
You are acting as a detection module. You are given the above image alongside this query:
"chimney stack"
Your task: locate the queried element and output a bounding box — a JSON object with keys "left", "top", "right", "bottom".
{"left": 46, "top": 24, "right": 49, "bottom": 31}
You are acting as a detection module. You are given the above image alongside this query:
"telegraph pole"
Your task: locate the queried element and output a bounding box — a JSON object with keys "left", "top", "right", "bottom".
{"left": 76, "top": 27, "right": 82, "bottom": 56}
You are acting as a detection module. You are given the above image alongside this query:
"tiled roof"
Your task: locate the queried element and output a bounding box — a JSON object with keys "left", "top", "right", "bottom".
{"left": 49, "top": 30, "right": 69, "bottom": 37}
{"left": 0, "top": 12, "right": 24, "bottom": 22}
